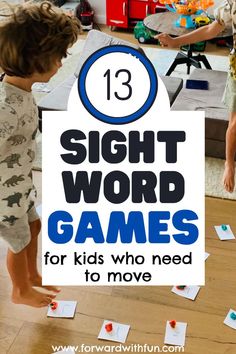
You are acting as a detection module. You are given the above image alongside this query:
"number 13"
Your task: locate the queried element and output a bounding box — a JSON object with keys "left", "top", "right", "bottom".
{"left": 104, "top": 69, "right": 132, "bottom": 101}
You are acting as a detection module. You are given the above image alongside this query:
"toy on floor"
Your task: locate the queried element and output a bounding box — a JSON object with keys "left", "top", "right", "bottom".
{"left": 50, "top": 301, "right": 58, "bottom": 311}
{"left": 172, "top": 285, "right": 201, "bottom": 300}
{"left": 47, "top": 300, "right": 77, "bottom": 318}
{"left": 224, "top": 309, "right": 236, "bottom": 330}
{"left": 165, "top": 320, "right": 187, "bottom": 346}
{"left": 159, "top": 0, "right": 214, "bottom": 28}
{"left": 169, "top": 319, "right": 177, "bottom": 328}
{"left": 134, "top": 21, "right": 158, "bottom": 44}
{"left": 74, "top": 0, "right": 94, "bottom": 30}
{"left": 98, "top": 320, "right": 130, "bottom": 343}
{"left": 176, "top": 285, "right": 186, "bottom": 290}
{"left": 105, "top": 322, "right": 113, "bottom": 333}
{"left": 214, "top": 224, "right": 235, "bottom": 240}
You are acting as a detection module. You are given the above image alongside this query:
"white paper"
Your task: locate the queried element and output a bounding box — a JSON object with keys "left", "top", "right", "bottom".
{"left": 205, "top": 252, "right": 210, "bottom": 260}
{"left": 214, "top": 225, "right": 235, "bottom": 240}
{"left": 47, "top": 300, "right": 77, "bottom": 318}
{"left": 172, "top": 286, "right": 200, "bottom": 300}
{"left": 164, "top": 321, "right": 187, "bottom": 346}
{"left": 98, "top": 320, "right": 130, "bottom": 343}
{"left": 224, "top": 309, "right": 236, "bottom": 330}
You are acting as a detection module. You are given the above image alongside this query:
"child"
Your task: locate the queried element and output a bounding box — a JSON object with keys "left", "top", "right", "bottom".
{"left": 0, "top": 1, "right": 80, "bottom": 307}
{"left": 156, "top": 0, "right": 236, "bottom": 192}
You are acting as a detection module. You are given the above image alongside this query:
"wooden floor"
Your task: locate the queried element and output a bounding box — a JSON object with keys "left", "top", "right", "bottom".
{"left": 0, "top": 170, "right": 235, "bottom": 353}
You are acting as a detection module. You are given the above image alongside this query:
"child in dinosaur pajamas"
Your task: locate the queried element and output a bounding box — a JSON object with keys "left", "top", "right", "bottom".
{"left": 0, "top": 1, "right": 80, "bottom": 307}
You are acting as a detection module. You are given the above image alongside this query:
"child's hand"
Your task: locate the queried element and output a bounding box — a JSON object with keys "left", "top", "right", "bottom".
{"left": 155, "top": 33, "right": 176, "bottom": 48}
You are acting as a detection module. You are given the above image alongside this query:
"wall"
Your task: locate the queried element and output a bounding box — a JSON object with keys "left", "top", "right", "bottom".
{"left": 89, "top": 0, "right": 106, "bottom": 24}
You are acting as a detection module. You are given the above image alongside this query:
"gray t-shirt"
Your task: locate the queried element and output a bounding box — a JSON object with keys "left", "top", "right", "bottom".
{"left": 0, "top": 81, "right": 38, "bottom": 227}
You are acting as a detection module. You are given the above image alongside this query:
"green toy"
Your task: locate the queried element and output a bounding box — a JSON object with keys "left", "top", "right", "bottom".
{"left": 134, "top": 21, "right": 158, "bottom": 44}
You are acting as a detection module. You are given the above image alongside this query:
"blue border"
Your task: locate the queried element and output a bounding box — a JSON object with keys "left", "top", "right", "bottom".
{"left": 78, "top": 45, "right": 158, "bottom": 125}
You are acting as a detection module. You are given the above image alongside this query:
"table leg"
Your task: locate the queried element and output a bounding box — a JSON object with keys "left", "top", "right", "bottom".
{"left": 166, "top": 51, "right": 212, "bottom": 76}
{"left": 166, "top": 52, "right": 201, "bottom": 76}
{"left": 196, "top": 55, "right": 212, "bottom": 70}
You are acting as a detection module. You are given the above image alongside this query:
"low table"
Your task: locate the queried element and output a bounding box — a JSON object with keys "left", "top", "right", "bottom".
{"left": 171, "top": 68, "right": 229, "bottom": 159}
{"left": 38, "top": 75, "right": 183, "bottom": 118}
{"left": 144, "top": 12, "right": 231, "bottom": 75}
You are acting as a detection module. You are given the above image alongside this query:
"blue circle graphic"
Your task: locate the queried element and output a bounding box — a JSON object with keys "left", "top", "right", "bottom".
{"left": 78, "top": 45, "right": 158, "bottom": 125}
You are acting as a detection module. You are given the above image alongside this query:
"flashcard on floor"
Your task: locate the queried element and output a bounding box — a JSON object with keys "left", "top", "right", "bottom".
{"left": 205, "top": 252, "right": 210, "bottom": 260}
{"left": 224, "top": 309, "right": 236, "bottom": 330}
{"left": 164, "top": 321, "right": 187, "bottom": 346}
{"left": 47, "top": 301, "right": 77, "bottom": 318}
{"left": 98, "top": 320, "right": 130, "bottom": 343}
{"left": 171, "top": 286, "right": 200, "bottom": 300}
{"left": 214, "top": 225, "right": 235, "bottom": 240}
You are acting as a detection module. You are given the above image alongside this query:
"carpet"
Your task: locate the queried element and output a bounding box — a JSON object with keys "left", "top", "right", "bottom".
{"left": 33, "top": 39, "right": 235, "bottom": 200}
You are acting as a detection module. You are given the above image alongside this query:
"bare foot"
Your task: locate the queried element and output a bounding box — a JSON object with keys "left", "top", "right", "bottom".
{"left": 30, "top": 275, "right": 61, "bottom": 293}
{"left": 223, "top": 162, "right": 235, "bottom": 193}
{"left": 12, "top": 287, "right": 56, "bottom": 307}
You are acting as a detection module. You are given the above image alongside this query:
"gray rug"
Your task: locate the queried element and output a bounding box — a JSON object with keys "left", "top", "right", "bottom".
{"left": 33, "top": 39, "right": 235, "bottom": 200}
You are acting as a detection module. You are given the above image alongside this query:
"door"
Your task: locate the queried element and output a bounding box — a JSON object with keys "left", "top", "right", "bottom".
{"left": 129, "top": 0, "right": 150, "bottom": 20}
{"left": 106, "top": 0, "right": 128, "bottom": 28}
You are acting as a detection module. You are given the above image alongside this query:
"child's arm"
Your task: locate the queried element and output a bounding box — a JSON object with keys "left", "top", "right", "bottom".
{"left": 155, "top": 20, "right": 224, "bottom": 48}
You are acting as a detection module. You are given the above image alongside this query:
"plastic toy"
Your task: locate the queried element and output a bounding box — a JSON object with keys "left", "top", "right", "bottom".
{"left": 75, "top": 0, "right": 94, "bottom": 31}
{"left": 221, "top": 224, "right": 228, "bottom": 231}
{"left": 195, "top": 15, "right": 211, "bottom": 27}
{"left": 105, "top": 322, "right": 113, "bottom": 332}
{"left": 176, "top": 285, "right": 186, "bottom": 290}
{"left": 169, "top": 320, "right": 177, "bottom": 328}
{"left": 159, "top": 0, "right": 214, "bottom": 28}
{"left": 134, "top": 21, "right": 158, "bottom": 44}
{"left": 230, "top": 312, "right": 236, "bottom": 320}
{"left": 50, "top": 301, "right": 58, "bottom": 311}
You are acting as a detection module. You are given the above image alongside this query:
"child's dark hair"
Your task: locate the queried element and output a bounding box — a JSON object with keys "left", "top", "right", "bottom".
{"left": 0, "top": 1, "right": 81, "bottom": 77}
